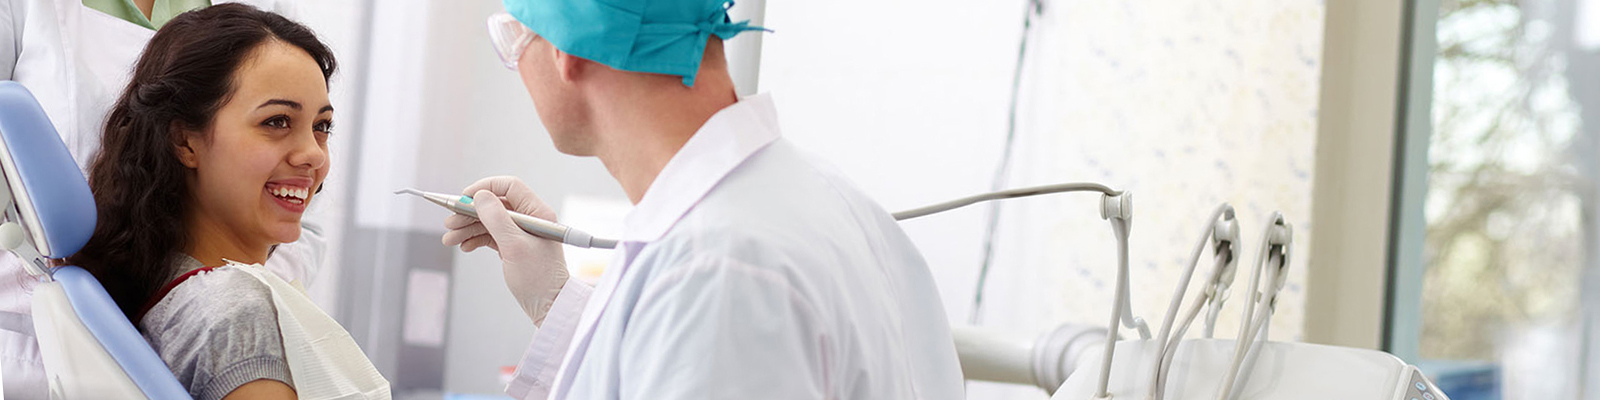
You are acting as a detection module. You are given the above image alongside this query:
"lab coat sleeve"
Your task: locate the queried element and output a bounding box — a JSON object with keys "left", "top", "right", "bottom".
{"left": 263, "top": 189, "right": 337, "bottom": 288}
{"left": 617, "top": 256, "right": 827, "bottom": 400}
{"left": 506, "top": 278, "right": 594, "bottom": 400}
{"left": 0, "top": 0, "right": 20, "bottom": 80}
{"left": 262, "top": 220, "right": 327, "bottom": 288}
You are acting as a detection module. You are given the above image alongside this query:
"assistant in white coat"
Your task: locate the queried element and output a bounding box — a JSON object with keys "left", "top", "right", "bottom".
{"left": 0, "top": 1, "right": 326, "bottom": 397}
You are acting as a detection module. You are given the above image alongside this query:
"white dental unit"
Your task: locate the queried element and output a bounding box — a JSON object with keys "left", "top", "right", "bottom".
{"left": 924, "top": 194, "right": 1450, "bottom": 400}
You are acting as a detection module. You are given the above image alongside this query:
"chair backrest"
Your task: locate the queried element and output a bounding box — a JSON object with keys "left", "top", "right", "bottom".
{"left": 0, "top": 81, "right": 192, "bottom": 399}
{"left": 0, "top": 81, "right": 94, "bottom": 262}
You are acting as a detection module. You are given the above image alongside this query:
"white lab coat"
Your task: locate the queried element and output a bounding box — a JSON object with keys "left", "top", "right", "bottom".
{"left": 503, "top": 94, "right": 965, "bottom": 400}
{"left": 0, "top": 1, "right": 324, "bottom": 398}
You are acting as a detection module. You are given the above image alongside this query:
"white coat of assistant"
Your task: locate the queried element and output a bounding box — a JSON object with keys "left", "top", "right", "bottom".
{"left": 503, "top": 94, "right": 966, "bottom": 400}
{"left": 0, "top": 1, "right": 325, "bottom": 397}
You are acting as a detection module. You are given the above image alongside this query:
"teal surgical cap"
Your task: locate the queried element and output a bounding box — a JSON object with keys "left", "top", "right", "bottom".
{"left": 504, "top": 0, "right": 767, "bottom": 87}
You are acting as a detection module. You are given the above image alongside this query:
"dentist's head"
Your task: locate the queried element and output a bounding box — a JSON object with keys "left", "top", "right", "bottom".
{"left": 489, "top": 0, "right": 763, "bottom": 160}
{"left": 69, "top": 4, "right": 337, "bottom": 319}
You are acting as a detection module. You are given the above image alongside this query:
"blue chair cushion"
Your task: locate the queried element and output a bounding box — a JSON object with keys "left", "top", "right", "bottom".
{"left": 0, "top": 81, "right": 96, "bottom": 258}
{"left": 54, "top": 266, "right": 191, "bottom": 399}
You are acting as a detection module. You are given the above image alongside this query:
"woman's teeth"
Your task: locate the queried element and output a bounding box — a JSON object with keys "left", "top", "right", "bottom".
{"left": 270, "top": 186, "right": 309, "bottom": 204}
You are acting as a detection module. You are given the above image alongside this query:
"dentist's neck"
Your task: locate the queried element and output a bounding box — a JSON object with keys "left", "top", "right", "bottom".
{"left": 591, "top": 43, "right": 738, "bottom": 204}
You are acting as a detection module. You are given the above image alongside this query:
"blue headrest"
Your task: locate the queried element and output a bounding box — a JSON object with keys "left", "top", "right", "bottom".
{"left": 53, "top": 266, "right": 193, "bottom": 399}
{"left": 0, "top": 81, "right": 96, "bottom": 258}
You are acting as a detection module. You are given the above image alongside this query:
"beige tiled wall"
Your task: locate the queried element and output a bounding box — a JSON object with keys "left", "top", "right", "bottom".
{"left": 980, "top": 0, "right": 1325, "bottom": 348}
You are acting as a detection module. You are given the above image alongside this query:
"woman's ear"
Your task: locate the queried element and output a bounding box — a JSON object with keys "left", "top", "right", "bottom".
{"left": 172, "top": 123, "right": 201, "bottom": 168}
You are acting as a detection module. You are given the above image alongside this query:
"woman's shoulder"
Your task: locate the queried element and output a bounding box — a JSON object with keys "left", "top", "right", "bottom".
{"left": 139, "top": 265, "right": 280, "bottom": 344}
{"left": 140, "top": 266, "right": 292, "bottom": 399}
{"left": 144, "top": 266, "right": 278, "bottom": 328}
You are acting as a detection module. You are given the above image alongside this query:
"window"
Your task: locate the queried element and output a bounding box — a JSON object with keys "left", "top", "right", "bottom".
{"left": 1394, "top": 0, "right": 1600, "bottom": 398}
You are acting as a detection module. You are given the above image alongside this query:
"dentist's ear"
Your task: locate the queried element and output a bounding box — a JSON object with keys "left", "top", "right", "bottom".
{"left": 553, "top": 47, "right": 584, "bottom": 83}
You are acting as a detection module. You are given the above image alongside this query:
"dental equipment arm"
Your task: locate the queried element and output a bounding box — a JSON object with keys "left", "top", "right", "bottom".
{"left": 938, "top": 188, "right": 1149, "bottom": 397}
{"left": 1095, "top": 215, "right": 1130, "bottom": 399}
{"left": 1051, "top": 205, "right": 1446, "bottom": 400}
{"left": 397, "top": 188, "right": 617, "bottom": 249}
{"left": 1100, "top": 195, "right": 1152, "bottom": 341}
{"left": 1214, "top": 215, "right": 1291, "bottom": 400}
{"left": 897, "top": 184, "right": 1152, "bottom": 345}
{"left": 952, "top": 323, "right": 1108, "bottom": 393}
{"left": 1144, "top": 205, "right": 1238, "bottom": 400}
{"left": 1090, "top": 192, "right": 1155, "bottom": 400}
{"left": 881, "top": 182, "right": 1155, "bottom": 394}
{"left": 891, "top": 182, "right": 1120, "bottom": 221}
{"left": 1203, "top": 216, "right": 1242, "bottom": 339}
{"left": 1151, "top": 252, "right": 1230, "bottom": 398}
{"left": 405, "top": 182, "right": 1127, "bottom": 249}
{"left": 1223, "top": 253, "right": 1280, "bottom": 399}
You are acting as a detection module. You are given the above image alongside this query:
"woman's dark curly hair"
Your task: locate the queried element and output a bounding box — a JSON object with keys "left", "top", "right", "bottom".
{"left": 66, "top": 3, "right": 337, "bottom": 320}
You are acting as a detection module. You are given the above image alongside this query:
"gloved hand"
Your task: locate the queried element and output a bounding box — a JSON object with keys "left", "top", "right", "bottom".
{"left": 441, "top": 176, "right": 570, "bottom": 326}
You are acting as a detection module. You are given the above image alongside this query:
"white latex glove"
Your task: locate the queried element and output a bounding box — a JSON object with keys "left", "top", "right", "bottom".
{"left": 441, "top": 176, "right": 569, "bottom": 325}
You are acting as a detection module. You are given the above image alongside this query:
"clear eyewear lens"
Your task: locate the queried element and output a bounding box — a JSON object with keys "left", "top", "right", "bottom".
{"left": 487, "top": 13, "right": 534, "bottom": 70}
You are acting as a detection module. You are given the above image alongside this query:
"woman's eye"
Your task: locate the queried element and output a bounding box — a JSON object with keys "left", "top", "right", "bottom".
{"left": 262, "top": 116, "right": 291, "bottom": 129}
{"left": 314, "top": 120, "right": 334, "bottom": 135}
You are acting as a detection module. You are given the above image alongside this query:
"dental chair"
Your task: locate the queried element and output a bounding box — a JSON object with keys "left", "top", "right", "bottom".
{"left": 0, "top": 81, "right": 191, "bottom": 399}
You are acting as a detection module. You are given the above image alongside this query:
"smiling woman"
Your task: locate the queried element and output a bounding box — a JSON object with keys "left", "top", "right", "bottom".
{"left": 177, "top": 43, "right": 335, "bottom": 264}
{"left": 60, "top": 4, "right": 387, "bottom": 400}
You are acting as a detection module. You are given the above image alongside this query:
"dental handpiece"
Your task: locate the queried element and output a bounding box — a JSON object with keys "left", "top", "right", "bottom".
{"left": 396, "top": 188, "right": 618, "bottom": 249}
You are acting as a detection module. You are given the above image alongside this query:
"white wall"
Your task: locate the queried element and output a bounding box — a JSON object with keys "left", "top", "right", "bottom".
{"left": 760, "top": 0, "right": 1027, "bottom": 326}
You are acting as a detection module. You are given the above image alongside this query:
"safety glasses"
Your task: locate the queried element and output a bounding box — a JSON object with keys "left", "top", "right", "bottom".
{"left": 487, "top": 12, "right": 536, "bottom": 70}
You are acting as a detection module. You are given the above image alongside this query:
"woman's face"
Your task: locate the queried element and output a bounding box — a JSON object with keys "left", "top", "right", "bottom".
{"left": 180, "top": 40, "right": 332, "bottom": 248}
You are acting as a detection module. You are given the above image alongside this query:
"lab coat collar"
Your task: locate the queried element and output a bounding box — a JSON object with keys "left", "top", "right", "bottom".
{"left": 619, "top": 93, "right": 781, "bottom": 243}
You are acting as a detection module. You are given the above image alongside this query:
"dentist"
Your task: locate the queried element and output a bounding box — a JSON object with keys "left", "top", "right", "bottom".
{"left": 441, "top": 0, "right": 964, "bottom": 398}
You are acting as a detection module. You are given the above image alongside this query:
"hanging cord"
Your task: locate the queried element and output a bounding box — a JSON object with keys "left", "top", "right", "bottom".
{"left": 1214, "top": 216, "right": 1291, "bottom": 400}
{"left": 1143, "top": 205, "right": 1236, "bottom": 400}
{"left": 893, "top": 183, "right": 1119, "bottom": 220}
{"left": 970, "top": 0, "right": 1048, "bottom": 325}
{"left": 1150, "top": 252, "right": 1231, "bottom": 399}
{"left": 1092, "top": 216, "right": 1134, "bottom": 398}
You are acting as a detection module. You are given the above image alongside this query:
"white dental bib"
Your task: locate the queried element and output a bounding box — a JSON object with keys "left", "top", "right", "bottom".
{"left": 223, "top": 260, "right": 390, "bottom": 400}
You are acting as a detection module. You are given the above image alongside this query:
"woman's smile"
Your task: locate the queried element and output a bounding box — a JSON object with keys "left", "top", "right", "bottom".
{"left": 264, "top": 178, "right": 312, "bottom": 213}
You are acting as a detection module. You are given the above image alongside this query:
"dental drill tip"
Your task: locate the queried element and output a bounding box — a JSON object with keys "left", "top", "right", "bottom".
{"left": 395, "top": 188, "right": 423, "bottom": 196}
